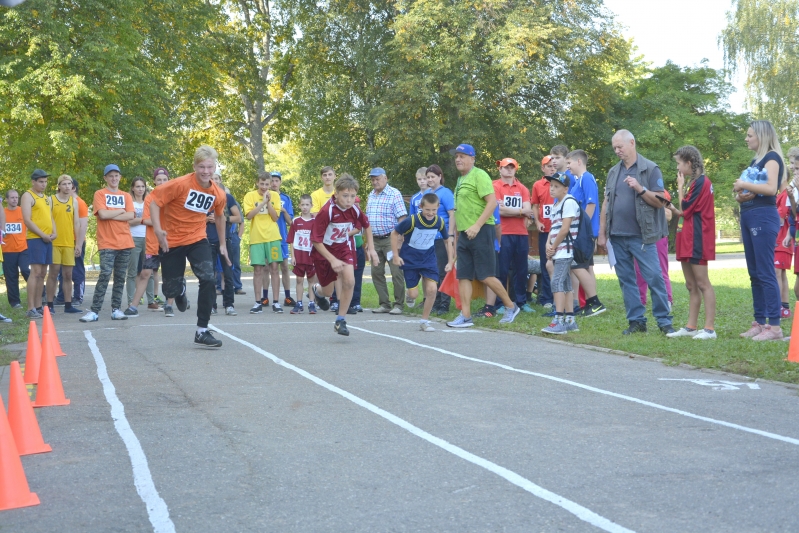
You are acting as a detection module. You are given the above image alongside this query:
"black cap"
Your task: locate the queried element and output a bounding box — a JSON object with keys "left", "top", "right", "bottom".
{"left": 30, "top": 169, "right": 50, "bottom": 180}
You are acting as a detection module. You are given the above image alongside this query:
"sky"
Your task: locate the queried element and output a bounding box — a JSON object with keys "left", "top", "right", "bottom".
{"left": 603, "top": 0, "right": 746, "bottom": 112}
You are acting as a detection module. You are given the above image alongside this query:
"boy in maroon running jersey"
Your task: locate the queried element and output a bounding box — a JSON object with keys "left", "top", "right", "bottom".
{"left": 311, "top": 174, "right": 379, "bottom": 336}
{"left": 288, "top": 194, "right": 318, "bottom": 314}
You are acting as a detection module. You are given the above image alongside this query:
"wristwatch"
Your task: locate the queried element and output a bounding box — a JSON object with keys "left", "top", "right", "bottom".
{"left": 638, "top": 187, "right": 648, "bottom": 196}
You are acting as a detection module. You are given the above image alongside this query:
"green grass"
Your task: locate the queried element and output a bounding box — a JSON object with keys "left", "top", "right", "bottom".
{"left": 715, "top": 241, "right": 744, "bottom": 254}
{"left": 358, "top": 269, "right": 799, "bottom": 385}
{"left": 0, "top": 290, "right": 35, "bottom": 366}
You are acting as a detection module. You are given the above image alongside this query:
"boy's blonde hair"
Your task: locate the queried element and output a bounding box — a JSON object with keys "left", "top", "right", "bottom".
{"left": 415, "top": 167, "right": 428, "bottom": 179}
{"left": 787, "top": 146, "right": 799, "bottom": 161}
{"left": 194, "top": 145, "right": 218, "bottom": 164}
{"left": 335, "top": 173, "right": 359, "bottom": 192}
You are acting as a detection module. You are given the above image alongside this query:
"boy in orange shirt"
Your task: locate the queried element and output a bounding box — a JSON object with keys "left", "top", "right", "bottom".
{"left": 150, "top": 146, "right": 228, "bottom": 347}
{"left": 80, "top": 165, "right": 135, "bottom": 322}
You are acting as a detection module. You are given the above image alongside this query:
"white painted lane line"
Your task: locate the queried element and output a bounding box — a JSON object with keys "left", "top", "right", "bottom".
{"left": 348, "top": 326, "right": 799, "bottom": 447}
{"left": 84, "top": 331, "right": 176, "bottom": 533}
{"left": 210, "top": 325, "right": 635, "bottom": 533}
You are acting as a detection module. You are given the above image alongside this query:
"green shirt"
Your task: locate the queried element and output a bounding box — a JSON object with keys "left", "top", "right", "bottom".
{"left": 454, "top": 166, "right": 495, "bottom": 229}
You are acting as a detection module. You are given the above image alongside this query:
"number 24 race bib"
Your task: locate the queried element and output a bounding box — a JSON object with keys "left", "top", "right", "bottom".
{"left": 323, "top": 222, "right": 352, "bottom": 245}
{"left": 184, "top": 189, "right": 217, "bottom": 214}
{"left": 293, "top": 229, "right": 312, "bottom": 252}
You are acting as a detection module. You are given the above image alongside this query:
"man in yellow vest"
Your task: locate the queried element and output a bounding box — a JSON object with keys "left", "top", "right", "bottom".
{"left": 20, "top": 169, "right": 56, "bottom": 319}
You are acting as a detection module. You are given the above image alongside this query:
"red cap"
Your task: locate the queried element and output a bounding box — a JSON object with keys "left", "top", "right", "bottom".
{"left": 496, "top": 158, "right": 519, "bottom": 169}
{"left": 541, "top": 155, "right": 554, "bottom": 165}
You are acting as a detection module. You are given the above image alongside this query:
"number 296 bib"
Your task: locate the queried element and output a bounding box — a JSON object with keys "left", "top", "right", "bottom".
{"left": 184, "top": 189, "right": 217, "bottom": 214}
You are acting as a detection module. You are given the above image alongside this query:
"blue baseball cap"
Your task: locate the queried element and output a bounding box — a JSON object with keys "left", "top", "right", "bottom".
{"left": 270, "top": 171, "right": 282, "bottom": 179}
{"left": 369, "top": 168, "right": 386, "bottom": 177}
{"left": 104, "top": 164, "right": 121, "bottom": 176}
{"left": 454, "top": 144, "right": 476, "bottom": 157}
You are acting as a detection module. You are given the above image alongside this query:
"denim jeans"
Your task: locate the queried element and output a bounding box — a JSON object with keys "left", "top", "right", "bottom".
{"left": 610, "top": 235, "right": 672, "bottom": 328}
{"left": 498, "top": 234, "right": 529, "bottom": 306}
{"left": 741, "top": 206, "right": 781, "bottom": 325}
{"left": 228, "top": 233, "right": 243, "bottom": 291}
{"left": 537, "top": 232, "right": 553, "bottom": 305}
{"left": 351, "top": 246, "right": 365, "bottom": 306}
{"left": 3, "top": 250, "right": 30, "bottom": 307}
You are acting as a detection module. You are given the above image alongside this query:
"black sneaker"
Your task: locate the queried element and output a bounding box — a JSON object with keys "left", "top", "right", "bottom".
{"left": 250, "top": 303, "right": 263, "bottom": 314}
{"left": 335, "top": 319, "right": 349, "bottom": 336}
{"left": 583, "top": 302, "right": 607, "bottom": 317}
{"left": 194, "top": 330, "right": 222, "bottom": 347}
{"left": 284, "top": 296, "right": 297, "bottom": 307}
{"left": 474, "top": 305, "right": 495, "bottom": 318}
{"left": 313, "top": 284, "right": 330, "bottom": 311}
{"left": 622, "top": 321, "right": 647, "bottom": 335}
{"left": 175, "top": 279, "right": 188, "bottom": 312}
{"left": 659, "top": 325, "right": 676, "bottom": 335}
{"left": 347, "top": 306, "right": 358, "bottom": 315}
{"left": 272, "top": 303, "right": 283, "bottom": 313}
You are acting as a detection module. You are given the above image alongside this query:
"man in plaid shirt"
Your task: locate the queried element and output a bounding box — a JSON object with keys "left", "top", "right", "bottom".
{"left": 366, "top": 167, "right": 407, "bottom": 314}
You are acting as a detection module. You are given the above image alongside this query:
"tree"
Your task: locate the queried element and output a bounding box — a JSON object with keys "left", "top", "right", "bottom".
{"left": 290, "top": 0, "right": 633, "bottom": 193}
{"left": 721, "top": 0, "right": 799, "bottom": 139}
{"left": 563, "top": 62, "right": 750, "bottom": 229}
{"left": 0, "top": 0, "right": 181, "bottom": 196}
{"left": 179, "top": 0, "right": 298, "bottom": 176}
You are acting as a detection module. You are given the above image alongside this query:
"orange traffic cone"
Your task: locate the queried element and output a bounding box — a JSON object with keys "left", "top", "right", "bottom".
{"left": 7, "top": 362, "right": 51, "bottom": 455}
{"left": 42, "top": 306, "right": 65, "bottom": 357}
{"left": 22, "top": 321, "right": 42, "bottom": 385}
{"left": 32, "top": 330, "right": 70, "bottom": 407}
{"left": 0, "top": 395, "right": 40, "bottom": 511}
{"left": 787, "top": 311, "right": 799, "bottom": 363}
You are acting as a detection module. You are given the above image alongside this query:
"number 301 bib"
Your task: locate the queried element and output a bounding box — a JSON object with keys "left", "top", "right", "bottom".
{"left": 184, "top": 189, "right": 217, "bottom": 213}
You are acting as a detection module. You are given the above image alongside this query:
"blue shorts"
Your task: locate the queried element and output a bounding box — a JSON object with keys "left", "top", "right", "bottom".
{"left": 402, "top": 265, "right": 439, "bottom": 289}
{"left": 27, "top": 238, "right": 52, "bottom": 265}
{"left": 281, "top": 242, "right": 290, "bottom": 260}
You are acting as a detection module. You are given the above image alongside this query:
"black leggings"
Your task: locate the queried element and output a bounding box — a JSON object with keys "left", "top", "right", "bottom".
{"left": 161, "top": 240, "right": 215, "bottom": 328}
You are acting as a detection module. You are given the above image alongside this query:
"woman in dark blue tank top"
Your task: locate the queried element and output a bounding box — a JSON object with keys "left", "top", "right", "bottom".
{"left": 734, "top": 120, "right": 788, "bottom": 340}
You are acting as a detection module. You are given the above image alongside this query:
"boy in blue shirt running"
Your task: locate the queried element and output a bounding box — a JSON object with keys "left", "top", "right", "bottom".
{"left": 391, "top": 193, "right": 454, "bottom": 331}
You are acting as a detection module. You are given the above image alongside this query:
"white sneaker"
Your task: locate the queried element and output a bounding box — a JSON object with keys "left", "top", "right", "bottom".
{"left": 225, "top": 306, "right": 237, "bottom": 316}
{"left": 419, "top": 320, "right": 435, "bottom": 332}
{"left": 111, "top": 309, "right": 128, "bottom": 320}
{"left": 666, "top": 327, "right": 699, "bottom": 338}
{"left": 79, "top": 311, "right": 99, "bottom": 322}
{"left": 693, "top": 329, "right": 717, "bottom": 340}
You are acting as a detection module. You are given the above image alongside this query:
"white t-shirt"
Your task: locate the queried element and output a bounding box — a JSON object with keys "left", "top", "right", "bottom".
{"left": 549, "top": 194, "right": 580, "bottom": 260}
{"left": 130, "top": 200, "right": 146, "bottom": 238}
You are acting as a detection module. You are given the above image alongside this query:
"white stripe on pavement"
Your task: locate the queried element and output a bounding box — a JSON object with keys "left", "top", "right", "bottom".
{"left": 210, "top": 325, "right": 636, "bottom": 533}
{"left": 348, "top": 326, "right": 799, "bottom": 447}
{"left": 84, "top": 331, "right": 176, "bottom": 533}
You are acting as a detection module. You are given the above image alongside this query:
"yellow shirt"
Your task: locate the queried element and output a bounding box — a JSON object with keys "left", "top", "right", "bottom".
{"left": 51, "top": 194, "right": 76, "bottom": 247}
{"left": 26, "top": 189, "right": 52, "bottom": 239}
{"left": 242, "top": 190, "right": 282, "bottom": 245}
{"left": 310, "top": 188, "right": 334, "bottom": 214}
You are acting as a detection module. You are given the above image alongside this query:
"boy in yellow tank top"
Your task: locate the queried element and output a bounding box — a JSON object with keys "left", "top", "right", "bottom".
{"left": 46, "top": 175, "right": 81, "bottom": 314}
{"left": 20, "top": 169, "right": 56, "bottom": 319}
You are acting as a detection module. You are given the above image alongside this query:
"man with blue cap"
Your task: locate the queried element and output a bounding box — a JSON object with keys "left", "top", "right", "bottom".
{"left": 366, "top": 167, "right": 407, "bottom": 314}
{"left": 447, "top": 144, "right": 520, "bottom": 328}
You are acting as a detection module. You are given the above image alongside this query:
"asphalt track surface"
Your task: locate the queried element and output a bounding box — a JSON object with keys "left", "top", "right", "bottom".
{"left": 2, "top": 276, "right": 798, "bottom": 533}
